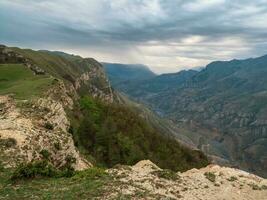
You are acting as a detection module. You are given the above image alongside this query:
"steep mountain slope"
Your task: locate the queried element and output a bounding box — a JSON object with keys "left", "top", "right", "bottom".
{"left": 109, "top": 55, "right": 267, "bottom": 177}
{"left": 0, "top": 45, "right": 208, "bottom": 173}
{"left": 0, "top": 45, "right": 114, "bottom": 170}
{"left": 117, "top": 69, "right": 198, "bottom": 104}
{"left": 102, "top": 63, "right": 156, "bottom": 86}
{"left": 1, "top": 45, "right": 266, "bottom": 199}
{"left": 114, "top": 91, "right": 198, "bottom": 148}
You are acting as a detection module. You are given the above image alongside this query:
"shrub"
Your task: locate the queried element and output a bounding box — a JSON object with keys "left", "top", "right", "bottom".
{"left": 40, "top": 149, "right": 51, "bottom": 160}
{"left": 10, "top": 160, "right": 78, "bottom": 181}
{"left": 65, "top": 155, "right": 76, "bottom": 167}
{"left": 0, "top": 138, "right": 17, "bottom": 148}
{"left": 227, "top": 176, "right": 237, "bottom": 182}
{"left": 11, "top": 161, "right": 57, "bottom": 181}
{"left": 59, "top": 167, "right": 75, "bottom": 178}
{"left": 72, "top": 167, "right": 107, "bottom": 180}
{"left": 152, "top": 169, "right": 180, "bottom": 181}
{"left": 54, "top": 142, "right": 62, "bottom": 150}
{"left": 52, "top": 78, "right": 59, "bottom": 85}
{"left": 68, "top": 125, "right": 74, "bottom": 135}
{"left": 248, "top": 183, "right": 261, "bottom": 190}
{"left": 44, "top": 122, "right": 54, "bottom": 130}
{"left": 204, "top": 172, "right": 216, "bottom": 182}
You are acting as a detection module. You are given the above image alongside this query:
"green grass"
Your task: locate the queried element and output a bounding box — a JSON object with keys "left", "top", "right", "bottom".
{"left": 0, "top": 64, "right": 54, "bottom": 99}
{"left": 0, "top": 167, "right": 111, "bottom": 200}
{"left": 10, "top": 47, "right": 85, "bottom": 79}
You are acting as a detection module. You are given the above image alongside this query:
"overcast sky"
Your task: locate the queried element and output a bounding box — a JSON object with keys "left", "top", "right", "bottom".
{"left": 1, "top": 0, "right": 267, "bottom": 73}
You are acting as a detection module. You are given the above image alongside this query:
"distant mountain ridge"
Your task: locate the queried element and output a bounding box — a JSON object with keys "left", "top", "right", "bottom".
{"left": 102, "top": 62, "right": 156, "bottom": 86}
{"left": 105, "top": 54, "right": 267, "bottom": 178}
{"left": 118, "top": 69, "right": 198, "bottom": 96}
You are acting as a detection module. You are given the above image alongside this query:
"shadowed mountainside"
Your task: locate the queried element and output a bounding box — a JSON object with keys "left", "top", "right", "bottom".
{"left": 106, "top": 55, "right": 267, "bottom": 178}
{"left": 102, "top": 62, "right": 156, "bottom": 87}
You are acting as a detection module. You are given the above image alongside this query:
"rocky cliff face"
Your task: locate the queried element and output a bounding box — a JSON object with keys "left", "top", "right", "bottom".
{"left": 0, "top": 45, "right": 115, "bottom": 170}
{"left": 0, "top": 45, "right": 114, "bottom": 103}
{"left": 74, "top": 66, "right": 114, "bottom": 103}
{"left": 0, "top": 95, "right": 90, "bottom": 170}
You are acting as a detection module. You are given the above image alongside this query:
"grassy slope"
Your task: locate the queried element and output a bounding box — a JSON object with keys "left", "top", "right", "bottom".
{"left": 0, "top": 64, "right": 53, "bottom": 99}
{"left": 0, "top": 167, "right": 110, "bottom": 200}
{"left": 10, "top": 47, "right": 84, "bottom": 79}
{"left": 10, "top": 47, "right": 109, "bottom": 95}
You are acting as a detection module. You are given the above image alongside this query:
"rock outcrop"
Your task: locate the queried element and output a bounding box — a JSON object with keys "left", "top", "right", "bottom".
{"left": 0, "top": 95, "right": 90, "bottom": 170}
{"left": 0, "top": 45, "right": 45, "bottom": 74}
{"left": 0, "top": 45, "right": 116, "bottom": 170}
{"left": 106, "top": 160, "right": 267, "bottom": 200}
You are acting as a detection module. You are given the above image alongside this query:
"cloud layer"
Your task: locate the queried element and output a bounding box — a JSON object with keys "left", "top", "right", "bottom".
{"left": 1, "top": 0, "right": 267, "bottom": 73}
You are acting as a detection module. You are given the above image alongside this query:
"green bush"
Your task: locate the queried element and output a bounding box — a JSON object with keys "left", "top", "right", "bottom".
{"left": 59, "top": 167, "right": 75, "bottom": 178}
{"left": 61, "top": 154, "right": 76, "bottom": 176}
{"left": 10, "top": 160, "right": 76, "bottom": 181}
{"left": 11, "top": 161, "right": 57, "bottom": 181}
{"left": 54, "top": 142, "right": 62, "bottom": 150}
{"left": 204, "top": 172, "right": 216, "bottom": 182}
{"left": 44, "top": 122, "right": 54, "bottom": 130}
{"left": 40, "top": 149, "right": 51, "bottom": 160}
{"left": 72, "top": 167, "right": 107, "bottom": 180}
{"left": 152, "top": 169, "right": 180, "bottom": 181}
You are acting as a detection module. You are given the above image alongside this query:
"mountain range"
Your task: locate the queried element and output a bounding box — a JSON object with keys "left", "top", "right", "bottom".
{"left": 102, "top": 63, "right": 156, "bottom": 86}
{"left": 0, "top": 44, "right": 267, "bottom": 199}
{"left": 104, "top": 55, "right": 267, "bottom": 178}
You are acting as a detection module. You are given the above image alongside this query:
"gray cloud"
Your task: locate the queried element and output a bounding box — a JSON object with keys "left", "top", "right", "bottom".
{"left": 1, "top": 0, "right": 267, "bottom": 73}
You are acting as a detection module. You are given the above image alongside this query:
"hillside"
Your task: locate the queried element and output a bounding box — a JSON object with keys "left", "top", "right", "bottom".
{"left": 108, "top": 55, "right": 267, "bottom": 178}
{"left": 1, "top": 45, "right": 267, "bottom": 199}
{"left": 102, "top": 63, "right": 156, "bottom": 87}
{"left": 0, "top": 44, "right": 209, "bottom": 186}
{"left": 0, "top": 44, "right": 114, "bottom": 170}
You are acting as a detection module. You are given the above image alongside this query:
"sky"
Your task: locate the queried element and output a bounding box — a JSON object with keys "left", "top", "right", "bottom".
{"left": 1, "top": 0, "right": 267, "bottom": 74}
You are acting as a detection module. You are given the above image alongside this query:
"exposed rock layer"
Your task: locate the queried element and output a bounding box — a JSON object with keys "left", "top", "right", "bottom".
{"left": 0, "top": 95, "right": 90, "bottom": 170}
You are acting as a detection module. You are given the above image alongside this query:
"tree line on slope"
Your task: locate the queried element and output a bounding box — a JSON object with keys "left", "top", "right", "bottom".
{"left": 71, "top": 96, "right": 209, "bottom": 172}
